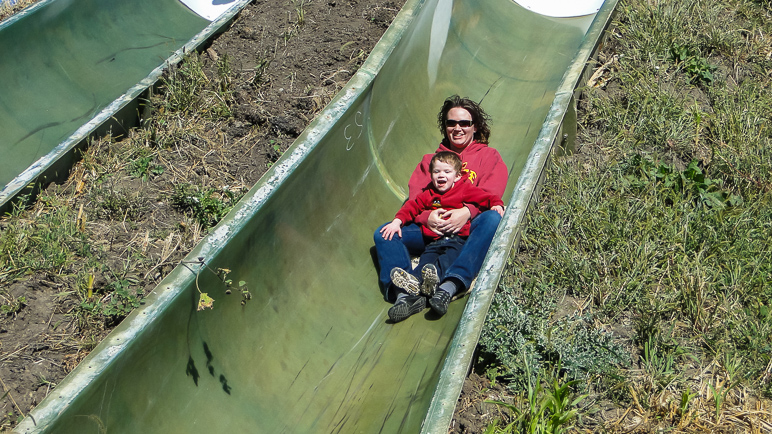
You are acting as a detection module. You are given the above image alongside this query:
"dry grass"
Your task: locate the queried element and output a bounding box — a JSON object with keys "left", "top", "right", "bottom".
{"left": 0, "top": 0, "right": 39, "bottom": 22}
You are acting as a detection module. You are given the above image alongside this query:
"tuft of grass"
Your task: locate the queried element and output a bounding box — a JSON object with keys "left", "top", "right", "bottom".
{"left": 0, "top": 195, "right": 91, "bottom": 281}
{"left": 159, "top": 54, "right": 233, "bottom": 119}
{"left": 292, "top": 0, "right": 307, "bottom": 26}
{"left": 483, "top": 366, "right": 587, "bottom": 434}
{"left": 1, "top": 295, "right": 26, "bottom": 315}
{"left": 78, "top": 277, "right": 142, "bottom": 327}
{"left": 91, "top": 186, "right": 149, "bottom": 221}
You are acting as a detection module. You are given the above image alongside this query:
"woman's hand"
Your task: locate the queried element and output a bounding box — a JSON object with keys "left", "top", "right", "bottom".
{"left": 492, "top": 205, "right": 505, "bottom": 216}
{"left": 427, "top": 207, "right": 471, "bottom": 235}
{"left": 379, "top": 219, "right": 403, "bottom": 240}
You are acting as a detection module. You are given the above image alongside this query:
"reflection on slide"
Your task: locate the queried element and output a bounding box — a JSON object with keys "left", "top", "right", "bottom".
{"left": 178, "top": 0, "right": 238, "bottom": 20}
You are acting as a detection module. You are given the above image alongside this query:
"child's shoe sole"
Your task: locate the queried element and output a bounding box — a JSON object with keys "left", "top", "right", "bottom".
{"left": 420, "top": 264, "right": 439, "bottom": 297}
{"left": 390, "top": 268, "right": 420, "bottom": 296}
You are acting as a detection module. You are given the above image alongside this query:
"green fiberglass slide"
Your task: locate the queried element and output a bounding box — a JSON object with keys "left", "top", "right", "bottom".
{"left": 12, "top": 0, "right": 616, "bottom": 432}
{"left": 0, "top": 0, "right": 246, "bottom": 213}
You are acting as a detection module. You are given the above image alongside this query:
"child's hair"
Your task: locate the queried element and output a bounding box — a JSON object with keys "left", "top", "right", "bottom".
{"left": 430, "top": 151, "right": 463, "bottom": 173}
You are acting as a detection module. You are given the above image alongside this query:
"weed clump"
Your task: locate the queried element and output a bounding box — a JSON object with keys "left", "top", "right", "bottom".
{"left": 170, "top": 183, "right": 245, "bottom": 229}
{"left": 481, "top": 287, "right": 630, "bottom": 393}
{"left": 78, "top": 278, "right": 142, "bottom": 327}
{"left": 669, "top": 44, "right": 717, "bottom": 85}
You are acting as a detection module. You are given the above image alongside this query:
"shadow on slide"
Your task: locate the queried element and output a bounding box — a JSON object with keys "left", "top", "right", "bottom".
{"left": 14, "top": 0, "right": 616, "bottom": 432}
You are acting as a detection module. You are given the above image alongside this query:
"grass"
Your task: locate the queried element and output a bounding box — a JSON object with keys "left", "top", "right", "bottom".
{"left": 479, "top": 0, "right": 772, "bottom": 431}
{"left": 0, "top": 0, "right": 38, "bottom": 22}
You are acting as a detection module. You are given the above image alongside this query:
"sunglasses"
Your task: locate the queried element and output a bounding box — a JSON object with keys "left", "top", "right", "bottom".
{"left": 445, "top": 119, "right": 473, "bottom": 128}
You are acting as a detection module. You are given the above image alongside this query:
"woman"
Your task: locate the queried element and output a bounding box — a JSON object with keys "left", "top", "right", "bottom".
{"left": 374, "top": 95, "right": 508, "bottom": 320}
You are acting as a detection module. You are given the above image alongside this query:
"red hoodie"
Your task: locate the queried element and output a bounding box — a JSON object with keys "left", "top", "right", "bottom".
{"left": 396, "top": 178, "right": 504, "bottom": 239}
{"left": 407, "top": 141, "right": 508, "bottom": 223}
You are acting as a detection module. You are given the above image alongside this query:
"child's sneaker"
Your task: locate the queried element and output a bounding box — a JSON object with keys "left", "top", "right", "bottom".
{"left": 420, "top": 264, "right": 439, "bottom": 297}
{"left": 428, "top": 290, "right": 452, "bottom": 316}
{"left": 390, "top": 268, "right": 420, "bottom": 295}
{"left": 388, "top": 295, "right": 426, "bottom": 322}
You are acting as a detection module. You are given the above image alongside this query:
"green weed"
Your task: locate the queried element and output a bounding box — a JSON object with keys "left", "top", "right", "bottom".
{"left": 292, "top": 0, "right": 307, "bottom": 26}
{"left": 128, "top": 153, "right": 164, "bottom": 181}
{"left": 1, "top": 296, "right": 26, "bottom": 315}
{"left": 484, "top": 364, "right": 587, "bottom": 434}
{"left": 267, "top": 140, "right": 283, "bottom": 167}
{"left": 170, "top": 183, "right": 245, "bottom": 229}
{"left": 616, "top": 155, "right": 742, "bottom": 209}
{"left": 481, "top": 287, "right": 629, "bottom": 392}
{"left": 249, "top": 53, "right": 272, "bottom": 86}
{"left": 669, "top": 44, "right": 717, "bottom": 85}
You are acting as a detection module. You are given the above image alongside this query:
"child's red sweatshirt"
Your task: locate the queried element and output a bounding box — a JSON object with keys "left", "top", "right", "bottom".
{"left": 407, "top": 141, "right": 508, "bottom": 224}
{"left": 395, "top": 178, "right": 504, "bottom": 240}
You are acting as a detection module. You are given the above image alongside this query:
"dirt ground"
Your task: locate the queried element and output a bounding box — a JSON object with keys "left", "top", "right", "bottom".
{"left": 0, "top": 1, "right": 532, "bottom": 432}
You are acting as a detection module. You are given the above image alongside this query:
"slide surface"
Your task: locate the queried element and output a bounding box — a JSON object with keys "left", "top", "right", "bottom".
{"left": 12, "top": 0, "right": 612, "bottom": 432}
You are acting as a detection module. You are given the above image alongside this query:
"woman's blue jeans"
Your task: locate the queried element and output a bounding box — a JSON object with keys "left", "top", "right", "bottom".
{"left": 373, "top": 210, "right": 502, "bottom": 302}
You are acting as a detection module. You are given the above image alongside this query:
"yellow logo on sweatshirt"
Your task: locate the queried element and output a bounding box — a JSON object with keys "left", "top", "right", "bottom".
{"left": 462, "top": 162, "right": 477, "bottom": 184}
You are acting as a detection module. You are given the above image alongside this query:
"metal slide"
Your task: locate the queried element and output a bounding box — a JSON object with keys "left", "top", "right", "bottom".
{"left": 13, "top": 0, "right": 616, "bottom": 432}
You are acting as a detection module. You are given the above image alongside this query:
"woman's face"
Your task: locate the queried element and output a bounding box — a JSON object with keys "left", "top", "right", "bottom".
{"left": 445, "top": 107, "right": 476, "bottom": 151}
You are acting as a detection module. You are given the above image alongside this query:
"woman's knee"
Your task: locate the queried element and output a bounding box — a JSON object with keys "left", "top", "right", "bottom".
{"left": 374, "top": 222, "right": 391, "bottom": 245}
{"left": 473, "top": 209, "right": 502, "bottom": 229}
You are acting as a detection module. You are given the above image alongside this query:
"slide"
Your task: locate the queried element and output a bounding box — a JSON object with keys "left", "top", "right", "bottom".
{"left": 0, "top": 0, "right": 246, "bottom": 213}
{"left": 12, "top": 0, "right": 616, "bottom": 432}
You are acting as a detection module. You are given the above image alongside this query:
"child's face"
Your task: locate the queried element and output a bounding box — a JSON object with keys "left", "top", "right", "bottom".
{"left": 431, "top": 161, "right": 462, "bottom": 193}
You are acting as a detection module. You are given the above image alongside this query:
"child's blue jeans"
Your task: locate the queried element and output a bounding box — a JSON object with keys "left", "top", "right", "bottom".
{"left": 373, "top": 210, "right": 502, "bottom": 302}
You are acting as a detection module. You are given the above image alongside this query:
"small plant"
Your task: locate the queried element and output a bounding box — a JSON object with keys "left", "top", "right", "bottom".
{"left": 250, "top": 54, "right": 272, "bottom": 85}
{"left": 677, "top": 386, "right": 696, "bottom": 419}
{"left": 267, "top": 140, "right": 283, "bottom": 168}
{"left": 79, "top": 279, "right": 142, "bottom": 323}
{"left": 485, "top": 363, "right": 586, "bottom": 434}
{"left": 171, "top": 183, "right": 245, "bottom": 229}
{"left": 184, "top": 257, "right": 253, "bottom": 311}
{"left": 292, "top": 0, "right": 307, "bottom": 26}
{"left": 94, "top": 187, "right": 149, "bottom": 220}
{"left": 129, "top": 154, "right": 164, "bottom": 181}
{"left": 616, "top": 155, "right": 742, "bottom": 210}
{"left": 668, "top": 44, "right": 717, "bottom": 85}
{"left": 1, "top": 296, "right": 26, "bottom": 315}
{"left": 485, "top": 364, "right": 504, "bottom": 387}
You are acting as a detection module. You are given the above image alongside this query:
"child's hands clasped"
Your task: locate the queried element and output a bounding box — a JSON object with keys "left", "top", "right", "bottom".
{"left": 379, "top": 218, "right": 404, "bottom": 240}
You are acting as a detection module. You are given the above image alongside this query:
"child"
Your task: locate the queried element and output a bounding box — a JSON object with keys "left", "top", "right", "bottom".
{"left": 380, "top": 151, "right": 504, "bottom": 322}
